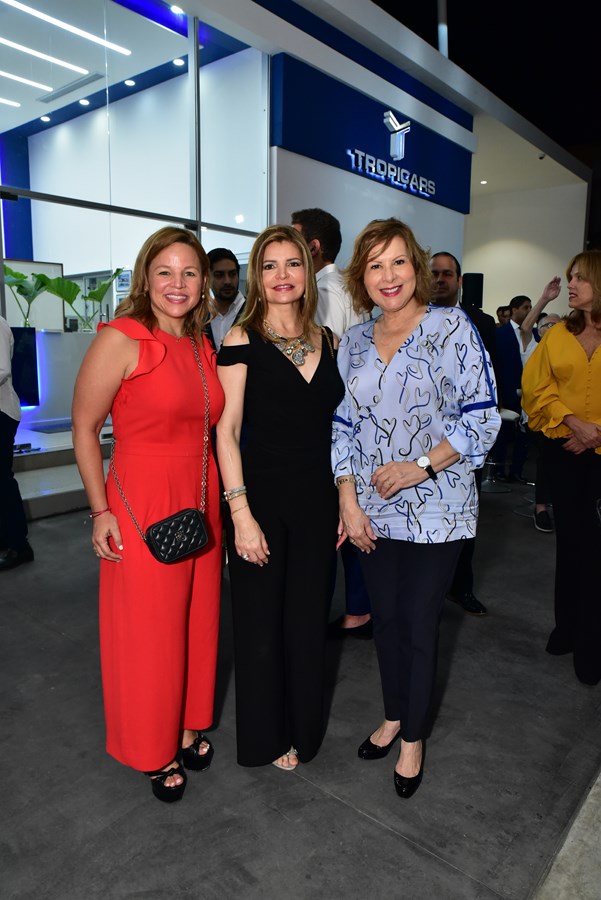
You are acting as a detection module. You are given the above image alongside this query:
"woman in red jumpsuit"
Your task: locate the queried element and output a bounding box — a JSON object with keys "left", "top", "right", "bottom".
{"left": 72, "top": 227, "right": 224, "bottom": 802}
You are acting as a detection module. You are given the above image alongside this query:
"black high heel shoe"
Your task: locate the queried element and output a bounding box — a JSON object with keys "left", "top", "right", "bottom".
{"left": 145, "top": 761, "right": 187, "bottom": 802}
{"left": 393, "top": 742, "right": 425, "bottom": 799}
{"left": 358, "top": 729, "right": 400, "bottom": 760}
{"left": 181, "top": 732, "right": 214, "bottom": 772}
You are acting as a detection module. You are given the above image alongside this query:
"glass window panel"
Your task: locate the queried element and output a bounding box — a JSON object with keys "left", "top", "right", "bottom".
{"left": 200, "top": 47, "right": 268, "bottom": 235}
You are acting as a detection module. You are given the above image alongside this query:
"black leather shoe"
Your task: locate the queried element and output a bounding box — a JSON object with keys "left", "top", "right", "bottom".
{"left": 181, "top": 732, "right": 214, "bottom": 771}
{"left": 145, "top": 761, "right": 187, "bottom": 802}
{"left": 394, "top": 743, "right": 425, "bottom": 799}
{"left": 0, "top": 541, "right": 34, "bottom": 571}
{"left": 358, "top": 730, "right": 400, "bottom": 760}
{"left": 394, "top": 768, "right": 423, "bottom": 799}
{"left": 448, "top": 592, "right": 488, "bottom": 616}
{"left": 546, "top": 628, "right": 573, "bottom": 656}
{"left": 327, "top": 616, "right": 373, "bottom": 640}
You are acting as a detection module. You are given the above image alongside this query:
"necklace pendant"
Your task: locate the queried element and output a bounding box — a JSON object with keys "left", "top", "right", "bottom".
{"left": 291, "top": 348, "right": 306, "bottom": 365}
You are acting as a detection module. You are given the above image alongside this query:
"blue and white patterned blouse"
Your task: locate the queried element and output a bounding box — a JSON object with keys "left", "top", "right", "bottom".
{"left": 332, "top": 305, "right": 501, "bottom": 543}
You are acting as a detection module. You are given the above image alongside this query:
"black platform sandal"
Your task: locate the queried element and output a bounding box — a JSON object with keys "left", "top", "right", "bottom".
{"left": 145, "top": 761, "right": 187, "bottom": 802}
{"left": 181, "top": 732, "right": 214, "bottom": 772}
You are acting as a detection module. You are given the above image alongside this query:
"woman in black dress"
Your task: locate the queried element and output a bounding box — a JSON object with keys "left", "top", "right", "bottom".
{"left": 216, "top": 224, "right": 344, "bottom": 770}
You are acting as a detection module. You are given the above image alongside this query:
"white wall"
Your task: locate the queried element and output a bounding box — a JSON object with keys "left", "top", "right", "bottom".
{"left": 463, "top": 183, "right": 588, "bottom": 317}
{"left": 27, "top": 49, "right": 268, "bottom": 277}
{"left": 272, "top": 148, "right": 464, "bottom": 269}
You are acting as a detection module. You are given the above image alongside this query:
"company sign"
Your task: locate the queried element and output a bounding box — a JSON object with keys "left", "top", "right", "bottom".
{"left": 271, "top": 54, "right": 472, "bottom": 215}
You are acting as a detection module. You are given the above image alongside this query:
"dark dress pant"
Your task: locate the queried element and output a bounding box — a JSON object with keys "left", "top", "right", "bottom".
{"left": 0, "top": 411, "right": 28, "bottom": 551}
{"left": 546, "top": 439, "right": 601, "bottom": 684}
{"left": 360, "top": 538, "right": 462, "bottom": 741}
{"left": 449, "top": 467, "right": 483, "bottom": 597}
{"left": 226, "top": 484, "right": 338, "bottom": 766}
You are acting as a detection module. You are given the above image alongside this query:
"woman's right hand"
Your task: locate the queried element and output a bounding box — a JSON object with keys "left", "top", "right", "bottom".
{"left": 92, "top": 511, "right": 123, "bottom": 562}
{"left": 232, "top": 508, "right": 270, "bottom": 566}
{"left": 339, "top": 500, "right": 377, "bottom": 553}
{"left": 564, "top": 415, "right": 601, "bottom": 452}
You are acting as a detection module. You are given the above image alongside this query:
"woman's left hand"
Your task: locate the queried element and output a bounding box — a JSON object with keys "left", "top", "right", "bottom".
{"left": 371, "top": 461, "right": 425, "bottom": 499}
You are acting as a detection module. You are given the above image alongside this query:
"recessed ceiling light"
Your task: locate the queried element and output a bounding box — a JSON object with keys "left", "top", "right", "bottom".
{"left": 124, "top": 79, "right": 135, "bottom": 87}
{"left": 0, "top": 96, "right": 20, "bottom": 107}
{"left": 173, "top": 58, "right": 185, "bottom": 67}
{"left": 40, "top": 115, "right": 51, "bottom": 122}
{"left": 235, "top": 214, "right": 245, "bottom": 224}
{"left": 0, "top": 0, "right": 131, "bottom": 55}
{"left": 480, "top": 180, "right": 488, "bottom": 185}
{"left": 171, "top": 5, "right": 184, "bottom": 13}
{"left": 0, "top": 69, "right": 52, "bottom": 91}
{"left": 0, "top": 36, "right": 88, "bottom": 74}
{"left": 79, "top": 98, "right": 90, "bottom": 106}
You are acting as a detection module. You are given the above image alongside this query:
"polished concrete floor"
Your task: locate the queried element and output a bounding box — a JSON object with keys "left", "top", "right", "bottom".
{"left": 2, "top": 472, "right": 600, "bottom": 899}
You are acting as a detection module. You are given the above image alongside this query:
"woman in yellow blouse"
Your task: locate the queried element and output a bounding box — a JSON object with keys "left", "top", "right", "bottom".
{"left": 522, "top": 250, "right": 601, "bottom": 685}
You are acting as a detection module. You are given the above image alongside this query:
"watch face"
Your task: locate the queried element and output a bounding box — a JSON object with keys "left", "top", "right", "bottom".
{"left": 417, "top": 456, "right": 430, "bottom": 468}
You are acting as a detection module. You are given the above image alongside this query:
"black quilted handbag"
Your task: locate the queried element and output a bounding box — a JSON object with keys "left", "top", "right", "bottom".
{"left": 110, "top": 337, "right": 211, "bottom": 564}
{"left": 144, "top": 508, "right": 208, "bottom": 564}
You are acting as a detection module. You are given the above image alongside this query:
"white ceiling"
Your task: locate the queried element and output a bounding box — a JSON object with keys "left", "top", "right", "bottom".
{"left": 0, "top": 0, "right": 185, "bottom": 130}
{"left": 0, "top": 0, "right": 588, "bottom": 204}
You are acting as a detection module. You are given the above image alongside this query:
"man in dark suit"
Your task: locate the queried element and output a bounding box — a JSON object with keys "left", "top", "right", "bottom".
{"left": 493, "top": 295, "right": 535, "bottom": 482}
{"left": 430, "top": 252, "right": 498, "bottom": 617}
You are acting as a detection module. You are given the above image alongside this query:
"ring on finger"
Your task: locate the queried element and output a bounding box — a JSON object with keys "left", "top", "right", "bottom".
{"left": 242, "top": 552, "right": 250, "bottom": 560}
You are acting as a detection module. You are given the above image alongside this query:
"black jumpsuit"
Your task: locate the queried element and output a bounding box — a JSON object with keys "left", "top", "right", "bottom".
{"left": 218, "top": 327, "right": 344, "bottom": 766}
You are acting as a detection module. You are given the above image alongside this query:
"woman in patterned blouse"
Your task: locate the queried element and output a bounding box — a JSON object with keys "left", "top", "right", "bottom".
{"left": 332, "top": 218, "right": 500, "bottom": 799}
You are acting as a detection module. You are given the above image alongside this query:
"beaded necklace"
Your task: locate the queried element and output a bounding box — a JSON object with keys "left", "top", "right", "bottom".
{"left": 264, "top": 322, "right": 315, "bottom": 366}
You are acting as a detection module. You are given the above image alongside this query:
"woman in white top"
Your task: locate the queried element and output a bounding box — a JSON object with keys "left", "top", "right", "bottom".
{"left": 332, "top": 218, "right": 500, "bottom": 798}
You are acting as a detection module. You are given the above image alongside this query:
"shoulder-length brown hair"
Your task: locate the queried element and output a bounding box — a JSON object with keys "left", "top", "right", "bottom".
{"left": 114, "top": 226, "right": 210, "bottom": 336}
{"left": 343, "top": 218, "right": 432, "bottom": 314}
{"left": 237, "top": 224, "right": 318, "bottom": 335}
{"left": 565, "top": 250, "right": 601, "bottom": 334}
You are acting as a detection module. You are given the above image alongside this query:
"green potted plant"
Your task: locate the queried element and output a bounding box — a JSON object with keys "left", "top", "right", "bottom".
{"left": 3, "top": 264, "right": 50, "bottom": 327}
{"left": 35, "top": 268, "right": 124, "bottom": 331}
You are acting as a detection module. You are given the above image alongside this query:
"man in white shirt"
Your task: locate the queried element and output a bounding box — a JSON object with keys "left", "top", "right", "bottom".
{"left": 0, "top": 316, "right": 34, "bottom": 570}
{"left": 207, "top": 248, "right": 246, "bottom": 351}
{"left": 291, "top": 208, "right": 372, "bottom": 638}
{"left": 291, "top": 208, "right": 365, "bottom": 340}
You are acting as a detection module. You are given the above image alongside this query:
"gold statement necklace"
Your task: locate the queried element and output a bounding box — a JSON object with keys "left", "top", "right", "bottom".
{"left": 264, "top": 321, "right": 315, "bottom": 366}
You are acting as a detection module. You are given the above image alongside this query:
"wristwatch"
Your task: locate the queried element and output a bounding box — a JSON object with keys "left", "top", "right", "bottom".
{"left": 416, "top": 455, "right": 437, "bottom": 482}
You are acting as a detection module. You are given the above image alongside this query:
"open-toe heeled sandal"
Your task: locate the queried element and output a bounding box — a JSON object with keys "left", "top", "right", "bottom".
{"left": 181, "top": 732, "right": 214, "bottom": 772}
{"left": 272, "top": 746, "right": 299, "bottom": 771}
{"left": 145, "top": 762, "right": 187, "bottom": 802}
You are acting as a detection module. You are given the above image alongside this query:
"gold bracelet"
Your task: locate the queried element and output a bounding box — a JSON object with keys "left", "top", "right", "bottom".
{"left": 231, "top": 503, "right": 249, "bottom": 516}
{"left": 336, "top": 475, "right": 356, "bottom": 487}
{"left": 223, "top": 485, "right": 247, "bottom": 502}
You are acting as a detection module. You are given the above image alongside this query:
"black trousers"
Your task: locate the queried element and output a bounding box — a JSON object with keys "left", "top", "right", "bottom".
{"left": 529, "top": 428, "right": 553, "bottom": 506}
{"left": 449, "top": 467, "right": 482, "bottom": 597}
{"left": 492, "top": 417, "right": 529, "bottom": 479}
{"left": 360, "top": 538, "right": 462, "bottom": 741}
{"left": 226, "top": 483, "right": 338, "bottom": 766}
{"left": 546, "top": 440, "right": 601, "bottom": 684}
{"left": 0, "top": 411, "right": 28, "bottom": 551}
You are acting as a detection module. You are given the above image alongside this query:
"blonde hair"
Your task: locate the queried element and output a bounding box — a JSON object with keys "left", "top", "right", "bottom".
{"left": 343, "top": 218, "right": 431, "bottom": 314}
{"left": 237, "top": 224, "right": 318, "bottom": 335}
{"left": 115, "top": 226, "right": 210, "bottom": 336}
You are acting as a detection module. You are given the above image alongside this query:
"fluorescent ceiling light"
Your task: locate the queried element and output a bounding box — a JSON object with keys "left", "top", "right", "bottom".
{"left": 0, "top": 0, "right": 131, "bottom": 55}
{"left": 0, "top": 36, "right": 88, "bottom": 74}
{"left": 0, "top": 68, "right": 51, "bottom": 91}
{"left": 0, "top": 96, "right": 20, "bottom": 106}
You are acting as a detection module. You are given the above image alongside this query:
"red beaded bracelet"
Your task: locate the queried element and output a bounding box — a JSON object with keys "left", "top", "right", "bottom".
{"left": 89, "top": 507, "right": 111, "bottom": 519}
